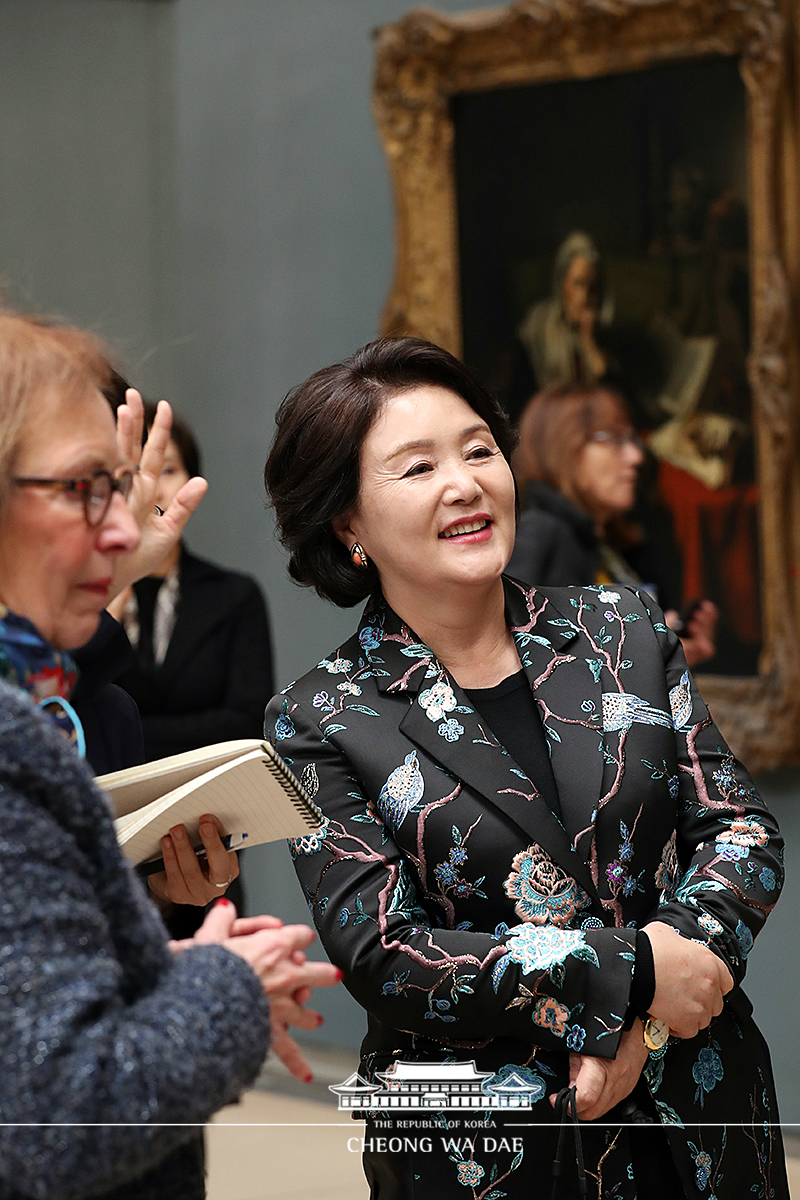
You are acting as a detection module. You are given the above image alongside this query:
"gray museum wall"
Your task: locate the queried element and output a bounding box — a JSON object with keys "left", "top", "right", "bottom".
{"left": 0, "top": 0, "right": 797, "bottom": 1119}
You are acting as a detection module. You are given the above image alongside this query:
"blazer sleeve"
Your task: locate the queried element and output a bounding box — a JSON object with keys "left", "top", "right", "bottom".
{"left": 635, "top": 588, "right": 783, "bottom": 986}
{"left": 141, "top": 579, "right": 274, "bottom": 756}
{"left": 0, "top": 788, "right": 270, "bottom": 1198}
{"left": 266, "top": 693, "right": 638, "bottom": 1060}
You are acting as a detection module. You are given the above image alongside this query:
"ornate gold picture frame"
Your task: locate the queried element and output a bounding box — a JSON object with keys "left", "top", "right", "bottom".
{"left": 373, "top": 0, "right": 800, "bottom": 771}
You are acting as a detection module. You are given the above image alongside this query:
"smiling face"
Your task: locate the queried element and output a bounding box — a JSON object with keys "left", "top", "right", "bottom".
{"left": 334, "top": 385, "right": 516, "bottom": 615}
{"left": 0, "top": 386, "right": 140, "bottom": 649}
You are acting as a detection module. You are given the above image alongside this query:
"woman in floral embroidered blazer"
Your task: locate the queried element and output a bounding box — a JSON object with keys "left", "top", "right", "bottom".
{"left": 264, "top": 338, "right": 786, "bottom": 1200}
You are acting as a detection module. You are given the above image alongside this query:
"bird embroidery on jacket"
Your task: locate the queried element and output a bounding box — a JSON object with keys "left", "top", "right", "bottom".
{"left": 601, "top": 691, "right": 673, "bottom": 732}
{"left": 669, "top": 670, "right": 693, "bottom": 730}
{"left": 377, "top": 750, "right": 425, "bottom": 829}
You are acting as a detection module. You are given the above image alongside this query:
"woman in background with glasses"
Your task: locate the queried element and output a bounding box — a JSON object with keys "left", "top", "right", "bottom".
{"left": 0, "top": 308, "right": 339, "bottom": 1200}
{"left": 507, "top": 382, "right": 717, "bottom": 667}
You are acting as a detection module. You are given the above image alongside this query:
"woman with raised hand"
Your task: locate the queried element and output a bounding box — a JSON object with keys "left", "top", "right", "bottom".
{"left": 264, "top": 336, "right": 786, "bottom": 1200}
{"left": 0, "top": 308, "right": 338, "bottom": 1200}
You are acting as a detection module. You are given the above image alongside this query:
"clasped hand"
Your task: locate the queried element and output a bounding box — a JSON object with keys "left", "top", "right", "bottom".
{"left": 171, "top": 900, "right": 342, "bottom": 1081}
{"left": 553, "top": 922, "right": 734, "bottom": 1120}
{"left": 643, "top": 920, "right": 733, "bottom": 1038}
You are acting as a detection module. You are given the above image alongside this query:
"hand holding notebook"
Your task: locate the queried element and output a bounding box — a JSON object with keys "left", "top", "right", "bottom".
{"left": 96, "top": 738, "right": 319, "bottom": 868}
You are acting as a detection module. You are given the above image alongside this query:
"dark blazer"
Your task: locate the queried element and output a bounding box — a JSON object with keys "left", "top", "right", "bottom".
{"left": 117, "top": 548, "right": 273, "bottom": 760}
{"left": 507, "top": 482, "right": 600, "bottom": 587}
{"left": 508, "top": 481, "right": 684, "bottom": 610}
{"left": 71, "top": 611, "right": 144, "bottom": 774}
{"left": 0, "top": 679, "right": 270, "bottom": 1200}
{"left": 266, "top": 579, "right": 786, "bottom": 1200}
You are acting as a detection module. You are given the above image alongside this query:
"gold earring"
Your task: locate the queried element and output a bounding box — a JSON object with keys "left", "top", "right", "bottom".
{"left": 350, "top": 542, "right": 369, "bottom": 569}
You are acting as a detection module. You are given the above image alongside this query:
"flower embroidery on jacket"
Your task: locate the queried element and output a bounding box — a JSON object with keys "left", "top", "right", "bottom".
{"left": 692, "top": 1045, "right": 724, "bottom": 1107}
{"left": 698, "top": 911, "right": 724, "bottom": 938}
{"left": 359, "top": 625, "right": 383, "bottom": 651}
{"left": 532, "top": 995, "right": 570, "bottom": 1036}
{"left": 505, "top": 924, "right": 598, "bottom": 973}
{"left": 456, "top": 1161, "right": 484, "bottom": 1187}
{"left": 418, "top": 680, "right": 457, "bottom": 722}
{"left": 319, "top": 655, "right": 352, "bottom": 674}
{"left": 503, "top": 845, "right": 590, "bottom": 927}
{"left": 273, "top": 698, "right": 295, "bottom": 741}
{"left": 715, "top": 816, "right": 769, "bottom": 854}
{"left": 437, "top": 717, "right": 464, "bottom": 742}
{"left": 289, "top": 815, "right": 330, "bottom": 858}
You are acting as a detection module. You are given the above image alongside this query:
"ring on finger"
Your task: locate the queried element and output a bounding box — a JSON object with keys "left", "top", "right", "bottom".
{"left": 213, "top": 873, "right": 234, "bottom": 889}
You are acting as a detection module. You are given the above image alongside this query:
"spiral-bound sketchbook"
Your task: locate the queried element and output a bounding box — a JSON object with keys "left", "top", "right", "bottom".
{"left": 97, "top": 739, "right": 319, "bottom": 869}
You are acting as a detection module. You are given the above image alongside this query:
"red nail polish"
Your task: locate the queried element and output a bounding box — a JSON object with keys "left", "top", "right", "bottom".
{"left": 214, "top": 897, "right": 232, "bottom": 908}
{"left": 316, "top": 1014, "right": 324, "bottom": 1027}
{"left": 335, "top": 968, "right": 344, "bottom": 981}
{"left": 304, "top": 1072, "right": 314, "bottom": 1083}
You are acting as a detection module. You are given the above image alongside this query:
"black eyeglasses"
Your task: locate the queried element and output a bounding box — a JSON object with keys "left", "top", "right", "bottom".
{"left": 12, "top": 469, "right": 134, "bottom": 527}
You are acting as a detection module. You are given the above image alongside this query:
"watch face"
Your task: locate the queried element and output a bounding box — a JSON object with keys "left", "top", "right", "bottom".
{"left": 644, "top": 1017, "right": 669, "bottom": 1050}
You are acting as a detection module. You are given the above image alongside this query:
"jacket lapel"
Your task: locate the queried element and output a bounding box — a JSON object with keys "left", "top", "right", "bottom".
{"left": 370, "top": 585, "right": 602, "bottom": 906}
{"left": 507, "top": 580, "right": 606, "bottom": 863}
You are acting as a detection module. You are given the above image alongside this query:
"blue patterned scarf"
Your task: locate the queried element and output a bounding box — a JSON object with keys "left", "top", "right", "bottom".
{"left": 0, "top": 605, "right": 85, "bottom": 755}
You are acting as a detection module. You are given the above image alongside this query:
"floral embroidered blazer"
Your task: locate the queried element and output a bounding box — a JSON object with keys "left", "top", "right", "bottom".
{"left": 265, "top": 579, "right": 784, "bottom": 1195}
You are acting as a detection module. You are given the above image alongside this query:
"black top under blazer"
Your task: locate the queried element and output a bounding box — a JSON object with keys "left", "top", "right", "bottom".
{"left": 265, "top": 578, "right": 787, "bottom": 1200}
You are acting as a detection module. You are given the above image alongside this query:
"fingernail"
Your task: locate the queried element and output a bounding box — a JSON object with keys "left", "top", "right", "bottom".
{"left": 316, "top": 1014, "right": 324, "bottom": 1027}
{"left": 214, "top": 897, "right": 232, "bottom": 908}
{"left": 304, "top": 1073, "right": 314, "bottom": 1083}
{"left": 172, "top": 826, "right": 186, "bottom": 841}
{"left": 334, "top": 968, "right": 344, "bottom": 981}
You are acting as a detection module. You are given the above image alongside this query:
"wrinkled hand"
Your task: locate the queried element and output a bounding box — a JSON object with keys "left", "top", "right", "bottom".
{"left": 148, "top": 814, "right": 240, "bottom": 907}
{"left": 553, "top": 1024, "right": 650, "bottom": 1122}
{"left": 110, "top": 389, "right": 207, "bottom": 599}
{"left": 665, "top": 601, "right": 718, "bottom": 668}
{"left": 643, "top": 921, "right": 733, "bottom": 1038}
{"left": 181, "top": 904, "right": 342, "bottom": 1081}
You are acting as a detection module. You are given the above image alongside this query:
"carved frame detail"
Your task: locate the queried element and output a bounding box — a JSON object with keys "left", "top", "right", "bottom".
{"left": 373, "top": 0, "right": 799, "bottom": 771}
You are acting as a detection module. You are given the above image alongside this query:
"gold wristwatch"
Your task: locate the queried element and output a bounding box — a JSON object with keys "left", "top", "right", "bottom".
{"left": 642, "top": 1015, "right": 669, "bottom": 1051}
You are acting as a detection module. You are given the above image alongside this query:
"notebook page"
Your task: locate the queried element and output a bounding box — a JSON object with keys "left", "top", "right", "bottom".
{"left": 100, "top": 739, "right": 265, "bottom": 819}
{"left": 116, "top": 747, "right": 318, "bottom": 866}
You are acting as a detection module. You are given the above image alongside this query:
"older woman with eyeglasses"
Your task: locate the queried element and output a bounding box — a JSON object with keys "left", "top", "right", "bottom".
{"left": 507, "top": 382, "right": 717, "bottom": 667}
{"left": 0, "top": 308, "right": 339, "bottom": 1200}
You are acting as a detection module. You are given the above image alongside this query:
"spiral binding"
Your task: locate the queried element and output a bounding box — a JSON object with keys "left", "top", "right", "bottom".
{"left": 261, "top": 741, "right": 319, "bottom": 829}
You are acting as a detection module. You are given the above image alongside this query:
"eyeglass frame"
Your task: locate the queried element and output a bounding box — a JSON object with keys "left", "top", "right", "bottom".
{"left": 11, "top": 468, "right": 135, "bottom": 527}
{"left": 587, "top": 428, "right": 645, "bottom": 452}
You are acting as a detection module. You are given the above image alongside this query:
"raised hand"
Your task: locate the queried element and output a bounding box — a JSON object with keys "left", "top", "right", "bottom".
{"left": 110, "top": 389, "right": 207, "bottom": 599}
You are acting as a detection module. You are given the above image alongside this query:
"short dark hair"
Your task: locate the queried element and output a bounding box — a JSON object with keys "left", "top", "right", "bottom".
{"left": 265, "top": 337, "right": 517, "bottom": 607}
{"left": 142, "top": 400, "right": 202, "bottom": 479}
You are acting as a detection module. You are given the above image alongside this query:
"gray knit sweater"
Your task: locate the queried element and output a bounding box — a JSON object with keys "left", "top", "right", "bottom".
{"left": 0, "top": 680, "right": 271, "bottom": 1200}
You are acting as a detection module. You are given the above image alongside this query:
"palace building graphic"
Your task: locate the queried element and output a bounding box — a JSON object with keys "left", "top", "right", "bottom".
{"left": 330, "top": 1061, "right": 538, "bottom": 1111}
